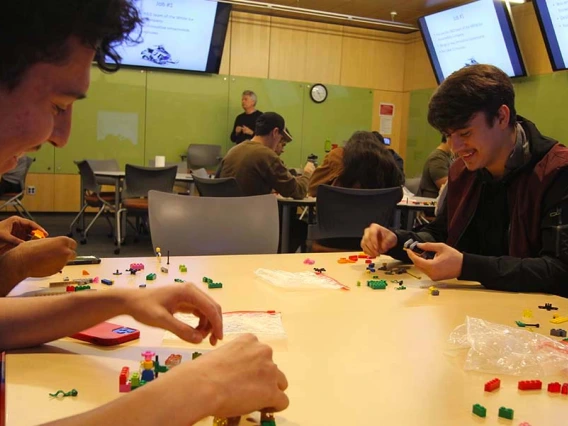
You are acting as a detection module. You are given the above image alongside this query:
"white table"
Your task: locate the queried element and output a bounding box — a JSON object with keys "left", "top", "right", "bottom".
{"left": 6, "top": 252, "right": 568, "bottom": 425}
{"left": 397, "top": 195, "right": 438, "bottom": 230}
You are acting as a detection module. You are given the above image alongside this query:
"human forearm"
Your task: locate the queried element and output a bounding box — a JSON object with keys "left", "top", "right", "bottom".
{"left": 0, "top": 250, "right": 26, "bottom": 296}
{"left": 460, "top": 253, "right": 568, "bottom": 297}
{"left": 43, "top": 362, "right": 215, "bottom": 426}
{"left": 0, "top": 291, "right": 126, "bottom": 350}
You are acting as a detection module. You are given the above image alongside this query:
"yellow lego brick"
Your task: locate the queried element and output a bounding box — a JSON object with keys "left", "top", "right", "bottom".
{"left": 550, "top": 316, "right": 568, "bottom": 324}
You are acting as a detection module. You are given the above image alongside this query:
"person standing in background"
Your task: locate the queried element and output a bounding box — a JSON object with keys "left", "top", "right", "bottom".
{"left": 230, "top": 90, "right": 263, "bottom": 144}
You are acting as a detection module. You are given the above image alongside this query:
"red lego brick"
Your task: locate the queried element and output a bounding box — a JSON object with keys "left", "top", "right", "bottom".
{"left": 358, "top": 254, "right": 367, "bottom": 258}
{"left": 518, "top": 380, "right": 542, "bottom": 391}
{"left": 348, "top": 255, "right": 358, "bottom": 261}
{"left": 484, "top": 378, "right": 501, "bottom": 392}
{"left": 562, "top": 383, "right": 568, "bottom": 395}
{"left": 119, "top": 367, "right": 130, "bottom": 385}
{"left": 548, "top": 382, "right": 561, "bottom": 393}
{"left": 365, "top": 259, "right": 372, "bottom": 264}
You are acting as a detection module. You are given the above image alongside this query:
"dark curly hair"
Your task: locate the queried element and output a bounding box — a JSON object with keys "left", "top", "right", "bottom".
{"left": 0, "top": 0, "right": 142, "bottom": 90}
{"left": 337, "top": 131, "right": 403, "bottom": 189}
{"left": 428, "top": 64, "right": 516, "bottom": 135}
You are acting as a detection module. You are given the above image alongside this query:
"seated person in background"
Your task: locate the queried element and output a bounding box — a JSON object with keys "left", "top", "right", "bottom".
{"left": 313, "top": 131, "right": 404, "bottom": 252}
{"left": 219, "top": 112, "right": 314, "bottom": 199}
{"left": 0, "top": 1, "right": 289, "bottom": 423}
{"left": 219, "top": 112, "right": 315, "bottom": 253}
{"left": 230, "top": 90, "right": 263, "bottom": 145}
{"left": 361, "top": 64, "right": 568, "bottom": 297}
{"left": 308, "top": 130, "right": 404, "bottom": 196}
{"left": 371, "top": 131, "right": 405, "bottom": 181}
{"left": 417, "top": 135, "right": 452, "bottom": 197}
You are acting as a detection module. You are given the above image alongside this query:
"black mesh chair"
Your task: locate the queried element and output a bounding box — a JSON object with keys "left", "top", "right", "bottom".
{"left": 192, "top": 176, "right": 243, "bottom": 197}
{"left": 115, "top": 164, "right": 177, "bottom": 254}
{"left": 308, "top": 185, "right": 403, "bottom": 251}
{"left": 0, "top": 156, "right": 35, "bottom": 220}
{"left": 68, "top": 160, "right": 117, "bottom": 244}
{"left": 186, "top": 144, "right": 222, "bottom": 171}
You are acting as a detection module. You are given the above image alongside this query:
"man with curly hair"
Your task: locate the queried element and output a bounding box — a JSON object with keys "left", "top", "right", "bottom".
{"left": 0, "top": 2, "right": 288, "bottom": 424}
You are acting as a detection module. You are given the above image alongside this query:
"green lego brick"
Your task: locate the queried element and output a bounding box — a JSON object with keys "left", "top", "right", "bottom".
{"left": 498, "top": 407, "right": 514, "bottom": 420}
{"left": 202, "top": 277, "right": 208, "bottom": 282}
{"left": 367, "top": 279, "right": 387, "bottom": 290}
{"left": 472, "top": 404, "right": 486, "bottom": 418}
{"left": 192, "top": 351, "right": 202, "bottom": 360}
{"left": 395, "top": 286, "right": 406, "bottom": 290}
{"left": 356, "top": 281, "right": 361, "bottom": 287}
{"left": 260, "top": 421, "right": 276, "bottom": 426}
{"left": 179, "top": 265, "right": 187, "bottom": 272}
{"left": 145, "top": 273, "right": 156, "bottom": 280}
{"left": 208, "top": 282, "right": 223, "bottom": 289}
{"left": 174, "top": 278, "right": 185, "bottom": 283}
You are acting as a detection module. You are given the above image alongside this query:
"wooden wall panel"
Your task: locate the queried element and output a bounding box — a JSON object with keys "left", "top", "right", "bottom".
{"left": 228, "top": 12, "right": 271, "bottom": 78}
{"left": 21, "top": 174, "right": 54, "bottom": 212}
{"left": 372, "top": 90, "right": 410, "bottom": 161}
{"left": 403, "top": 35, "right": 437, "bottom": 92}
{"left": 269, "top": 17, "right": 308, "bottom": 82}
{"left": 53, "top": 174, "right": 81, "bottom": 212}
{"left": 512, "top": 3, "right": 552, "bottom": 76}
{"left": 304, "top": 22, "right": 343, "bottom": 85}
{"left": 340, "top": 27, "right": 406, "bottom": 91}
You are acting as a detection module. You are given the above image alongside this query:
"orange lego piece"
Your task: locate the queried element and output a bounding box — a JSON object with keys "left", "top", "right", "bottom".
{"left": 30, "top": 229, "right": 47, "bottom": 240}
{"left": 82, "top": 270, "right": 89, "bottom": 276}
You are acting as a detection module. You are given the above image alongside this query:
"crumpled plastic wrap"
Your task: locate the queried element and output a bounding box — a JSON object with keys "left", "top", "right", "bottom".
{"left": 448, "top": 316, "right": 568, "bottom": 377}
{"left": 254, "top": 268, "right": 348, "bottom": 290}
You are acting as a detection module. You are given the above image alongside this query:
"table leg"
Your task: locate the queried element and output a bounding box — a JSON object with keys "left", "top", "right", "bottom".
{"left": 281, "top": 204, "right": 290, "bottom": 253}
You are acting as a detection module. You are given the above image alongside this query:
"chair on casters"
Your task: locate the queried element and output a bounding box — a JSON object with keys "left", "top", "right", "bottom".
{"left": 114, "top": 165, "right": 177, "bottom": 255}
{"left": 186, "top": 144, "right": 222, "bottom": 173}
{"left": 0, "top": 156, "right": 35, "bottom": 221}
{"left": 68, "top": 160, "right": 117, "bottom": 244}
{"left": 192, "top": 176, "right": 243, "bottom": 197}
{"left": 308, "top": 185, "right": 403, "bottom": 252}
{"left": 148, "top": 191, "right": 279, "bottom": 255}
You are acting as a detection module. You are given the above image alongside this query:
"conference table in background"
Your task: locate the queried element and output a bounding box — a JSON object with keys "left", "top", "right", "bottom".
{"left": 6, "top": 252, "right": 568, "bottom": 425}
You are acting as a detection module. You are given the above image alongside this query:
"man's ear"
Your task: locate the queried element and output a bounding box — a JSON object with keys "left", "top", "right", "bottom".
{"left": 497, "top": 105, "right": 511, "bottom": 129}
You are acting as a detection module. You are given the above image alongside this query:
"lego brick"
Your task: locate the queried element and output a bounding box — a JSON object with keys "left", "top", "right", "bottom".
{"left": 431, "top": 289, "right": 440, "bottom": 296}
{"left": 562, "top": 383, "right": 568, "bottom": 395}
{"left": 551, "top": 328, "right": 567, "bottom": 337}
{"left": 518, "top": 380, "right": 542, "bottom": 391}
{"left": 548, "top": 382, "right": 561, "bottom": 393}
{"left": 498, "top": 407, "right": 514, "bottom": 420}
{"left": 101, "top": 279, "right": 113, "bottom": 285}
{"left": 119, "top": 367, "right": 129, "bottom": 385}
{"left": 119, "top": 383, "right": 131, "bottom": 393}
{"left": 472, "top": 403, "right": 486, "bottom": 418}
{"left": 160, "top": 267, "right": 168, "bottom": 273}
{"left": 208, "top": 282, "right": 223, "bottom": 289}
{"left": 484, "top": 378, "right": 501, "bottom": 392}
{"left": 145, "top": 273, "right": 156, "bottom": 281}
{"left": 550, "top": 315, "right": 568, "bottom": 324}
{"left": 179, "top": 265, "right": 187, "bottom": 272}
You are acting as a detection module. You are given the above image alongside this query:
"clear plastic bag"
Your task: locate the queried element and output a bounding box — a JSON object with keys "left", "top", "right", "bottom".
{"left": 448, "top": 316, "right": 568, "bottom": 377}
{"left": 254, "top": 268, "right": 348, "bottom": 290}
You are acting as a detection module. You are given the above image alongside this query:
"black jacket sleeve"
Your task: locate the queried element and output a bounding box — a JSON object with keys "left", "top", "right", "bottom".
{"left": 459, "top": 169, "right": 568, "bottom": 297}
{"left": 230, "top": 116, "right": 240, "bottom": 143}
{"left": 387, "top": 203, "right": 449, "bottom": 262}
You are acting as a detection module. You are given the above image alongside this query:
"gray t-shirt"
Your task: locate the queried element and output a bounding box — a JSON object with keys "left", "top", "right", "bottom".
{"left": 418, "top": 148, "right": 451, "bottom": 198}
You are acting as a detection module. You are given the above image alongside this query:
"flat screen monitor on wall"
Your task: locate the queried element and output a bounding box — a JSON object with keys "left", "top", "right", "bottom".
{"left": 112, "top": 0, "right": 231, "bottom": 73}
{"left": 418, "top": 0, "right": 526, "bottom": 84}
{"left": 533, "top": 0, "right": 568, "bottom": 71}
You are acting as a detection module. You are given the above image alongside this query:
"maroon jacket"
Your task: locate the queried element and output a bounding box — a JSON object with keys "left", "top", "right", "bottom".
{"left": 390, "top": 118, "right": 568, "bottom": 296}
{"left": 446, "top": 143, "right": 568, "bottom": 257}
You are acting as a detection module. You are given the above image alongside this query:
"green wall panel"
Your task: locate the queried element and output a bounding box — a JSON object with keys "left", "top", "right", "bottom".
{"left": 406, "top": 88, "right": 439, "bottom": 178}
{"left": 55, "top": 67, "right": 147, "bottom": 173}
{"left": 227, "top": 77, "right": 305, "bottom": 168}
{"left": 146, "top": 72, "right": 230, "bottom": 164}
{"left": 302, "top": 85, "right": 374, "bottom": 165}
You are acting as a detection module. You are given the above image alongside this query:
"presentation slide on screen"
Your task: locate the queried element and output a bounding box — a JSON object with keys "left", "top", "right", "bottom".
{"left": 115, "top": 0, "right": 218, "bottom": 71}
{"left": 423, "top": 0, "right": 514, "bottom": 79}
{"left": 541, "top": 0, "right": 568, "bottom": 65}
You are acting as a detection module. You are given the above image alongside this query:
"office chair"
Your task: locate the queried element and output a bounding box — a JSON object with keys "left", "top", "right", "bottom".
{"left": 148, "top": 191, "right": 279, "bottom": 255}
{"left": 192, "top": 176, "right": 243, "bottom": 197}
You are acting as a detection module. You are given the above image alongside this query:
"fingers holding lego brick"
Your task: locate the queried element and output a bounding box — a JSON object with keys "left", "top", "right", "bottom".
{"left": 407, "top": 242, "right": 463, "bottom": 281}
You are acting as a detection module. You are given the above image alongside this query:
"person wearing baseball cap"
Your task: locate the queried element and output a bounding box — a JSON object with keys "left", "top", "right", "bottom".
{"left": 218, "top": 112, "right": 314, "bottom": 200}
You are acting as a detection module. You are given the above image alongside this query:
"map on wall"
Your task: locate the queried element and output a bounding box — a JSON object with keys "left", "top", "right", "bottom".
{"left": 97, "top": 111, "right": 139, "bottom": 145}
